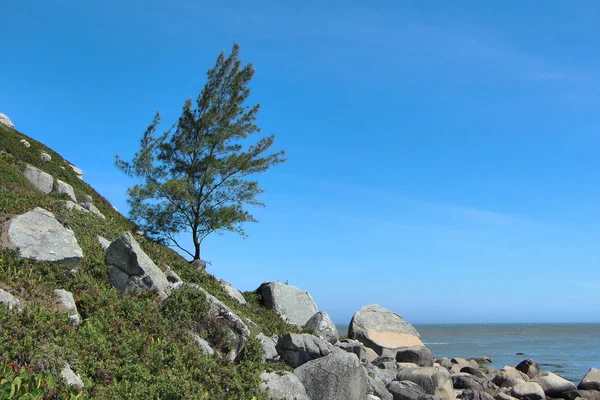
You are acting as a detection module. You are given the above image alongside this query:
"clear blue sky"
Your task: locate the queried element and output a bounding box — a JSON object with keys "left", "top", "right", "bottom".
{"left": 2, "top": 1, "right": 600, "bottom": 325}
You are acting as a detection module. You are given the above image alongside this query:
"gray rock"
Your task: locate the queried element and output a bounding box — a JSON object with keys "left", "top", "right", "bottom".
{"left": 23, "top": 165, "right": 53, "bottom": 194}
{"left": 84, "top": 194, "right": 93, "bottom": 203}
{"left": 0, "top": 113, "right": 14, "bottom": 128}
{"left": 219, "top": 279, "right": 246, "bottom": 305}
{"left": 364, "top": 362, "right": 398, "bottom": 387}
{"left": 256, "top": 332, "right": 279, "bottom": 361}
{"left": 97, "top": 235, "right": 111, "bottom": 250}
{"left": 580, "top": 369, "right": 600, "bottom": 391}
{"left": 469, "top": 356, "right": 493, "bottom": 364}
{"left": 396, "top": 367, "right": 454, "bottom": 400}
{"left": 54, "top": 289, "right": 80, "bottom": 326}
{"left": 373, "top": 355, "right": 404, "bottom": 371}
{"left": 459, "top": 389, "right": 495, "bottom": 400}
{"left": 2, "top": 207, "right": 83, "bottom": 267}
{"left": 105, "top": 232, "right": 170, "bottom": 299}
{"left": 532, "top": 371, "right": 577, "bottom": 397}
{"left": 0, "top": 289, "right": 21, "bottom": 311}
{"left": 515, "top": 359, "right": 539, "bottom": 379}
{"left": 277, "top": 333, "right": 332, "bottom": 368}
{"left": 336, "top": 338, "right": 369, "bottom": 363}
{"left": 19, "top": 139, "right": 30, "bottom": 148}
{"left": 259, "top": 282, "right": 318, "bottom": 328}
{"left": 40, "top": 152, "right": 51, "bottom": 162}
{"left": 564, "top": 389, "right": 600, "bottom": 400}
{"left": 65, "top": 200, "right": 88, "bottom": 213}
{"left": 368, "top": 396, "right": 382, "bottom": 400}
{"left": 60, "top": 364, "right": 83, "bottom": 390}
{"left": 451, "top": 358, "right": 480, "bottom": 374}
{"left": 69, "top": 164, "right": 83, "bottom": 180}
{"left": 348, "top": 304, "right": 422, "bottom": 356}
{"left": 494, "top": 393, "right": 519, "bottom": 400}
{"left": 56, "top": 179, "right": 77, "bottom": 202}
{"left": 164, "top": 266, "right": 182, "bottom": 285}
{"left": 294, "top": 351, "right": 367, "bottom": 400}
{"left": 452, "top": 374, "right": 498, "bottom": 395}
{"left": 367, "top": 374, "right": 393, "bottom": 400}
{"left": 192, "top": 334, "right": 215, "bottom": 356}
{"left": 492, "top": 367, "right": 529, "bottom": 387}
{"left": 304, "top": 311, "right": 339, "bottom": 344}
{"left": 437, "top": 357, "right": 453, "bottom": 370}
{"left": 387, "top": 380, "right": 425, "bottom": 400}
{"left": 394, "top": 346, "right": 434, "bottom": 367}
{"left": 461, "top": 366, "right": 487, "bottom": 378}
{"left": 81, "top": 202, "right": 105, "bottom": 219}
{"left": 259, "top": 371, "right": 310, "bottom": 400}
{"left": 509, "top": 382, "right": 545, "bottom": 400}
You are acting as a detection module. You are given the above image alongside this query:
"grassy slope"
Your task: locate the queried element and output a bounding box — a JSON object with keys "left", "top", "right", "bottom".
{"left": 0, "top": 123, "right": 298, "bottom": 399}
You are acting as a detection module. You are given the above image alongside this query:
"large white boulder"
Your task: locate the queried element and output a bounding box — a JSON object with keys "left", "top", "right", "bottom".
{"left": 258, "top": 281, "right": 318, "bottom": 328}
{"left": 219, "top": 279, "right": 246, "bottom": 305}
{"left": 23, "top": 165, "right": 53, "bottom": 194}
{"left": 54, "top": 289, "right": 80, "bottom": 326}
{"left": 0, "top": 113, "right": 14, "bottom": 128}
{"left": 0, "top": 289, "right": 21, "bottom": 311}
{"left": 56, "top": 179, "right": 77, "bottom": 202}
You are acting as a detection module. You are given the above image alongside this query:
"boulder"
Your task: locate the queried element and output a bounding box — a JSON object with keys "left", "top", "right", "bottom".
{"left": 580, "top": 368, "right": 600, "bottom": 391}
{"left": 0, "top": 289, "right": 21, "bottom": 311}
{"left": 277, "top": 333, "right": 332, "bottom": 368}
{"left": 218, "top": 279, "right": 246, "bottom": 305}
{"left": 81, "top": 202, "right": 105, "bottom": 219}
{"left": 19, "top": 139, "right": 30, "bottom": 148}
{"left": 294, "top": 351, "right": 367, "bottom": 400}
{"left": 97, "top": 235, "right": 111, "bottom": 250}
{"left": 451, "top": 358, "right": 479, "bottom": 374}
{"left": 387, "top": 380, "right": 425, "bottom": 400}
{"left": 509, "top": 382, "right": 545, "bottom": 400}
{"left": 256, "top": 333, "right": 279, "bottom": 361}
{"left": 2, "top": 207, "right": 83, "bottom": 267}
{"left": 364, "top": 363, "right": 398, "bottom": 387}
{"left": 564, "top": 390, "right": 600, "bottom": 400}
{"left": 84, "top": 194, "right": 93, "bottom": 203}
{"left": 69, "top": 164, "right": 83, "bottom": 179}
{"left": 105, "top": 232, "right": 170, "bottom": 299}
{"left": 192, "top": 334, "right": 215, "bottom": 356}
{"left": 259, "top": 371, "right": 310, "bottom": 400}
{"left": 367, "top": 374, "right": 393, "bottom": 400}
{"left": 164, "top": 266, "right": 182, "bottom": 286}
{"left": 0, "top": 113, "right": 14, "bottom": 128}
{"left": 54, "top": 289, "right": 80, "bottom": 325}
{"left": 373, "top": 355, "right": 404, "bottom": 371}
{"left": 437, "top": 357, "right": 453, "bottom": 370}
{"left": 61, "top": 364, "right": 83, "bottom": 390}
{"left": 494, "top": 393, "right": 519, "bottom": 400}
{"left": 461, "top": 366, "right": 487, "bottom": 378}
{"left": 469, "top": 356, "right": 493, "bottom": 364}
{"left": 65, "top": 201, "right": 88, "bottom": 213}
{"left": 348, "top": 304, "right": 422, "bottom": 356}
{"left": 336, "top": 339, "right": 368, "bottom": 363}
{"left": 492, "top": 367, "right": 529, "bottom": 387}
{"left": 56, "top": 179, "right": 77, "bottom": 202}
{"left": 396, "top": 367, "right": 454, "bottom": 400}
{"left": 532, "top": 371, "right": 577, "bottom": 397}
{"left": 258, "top": 282, "right": 318, "bottom": 328}
{"left": 23, "top": 165, "right": 53, "bottom": 194}
{"left": 40, "top": 152, "right": 51, "bottom": 162}
{"left": 394, "top": 345, "right": 434, "bottom": 367}
{"left": 459, "top": 389, "right": 495, "bottom": 400}
{"left": 515, "top": 359, "right": 540, "bottom": 379}
{"left": 305, "top": 311, "right": 339, "bottom": 344}
{"left": 452, "top": 374, "right": 498, "bottom": 395}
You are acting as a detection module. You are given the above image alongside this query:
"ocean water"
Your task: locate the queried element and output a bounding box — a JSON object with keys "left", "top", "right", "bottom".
{"left": 336, "top": 323, "right": 600, "bottom": 383}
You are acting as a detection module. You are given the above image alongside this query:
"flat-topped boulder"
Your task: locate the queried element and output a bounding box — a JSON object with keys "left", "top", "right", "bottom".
{"left": 532, "top": 371, "right": 577, "bottom": 397}
{"left": 0, "top": 112, "right": 14, "bottom": 128}
{"left": 258, "top": 281, "right": 318, "bottom": 328}
{"left": 1, "top": 207, "right": 83, "bottom": 267}
{"left": 23, "top": 164, "right": 53, "bottom": 194}
{"left": 348, "top": 304, "right": 423, "bottom": 355}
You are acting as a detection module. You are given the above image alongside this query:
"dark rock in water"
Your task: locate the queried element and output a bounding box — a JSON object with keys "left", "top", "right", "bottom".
{"left": 452, "top": 374, "right": 499, "bottom": 395}
{"left": 580, "top": 368, "right": 600, "bottom": 391}
{"left": 461, "top": 366, "right": 487, "bottom": 378}
{"left": 387, "top": 380, "right": 425, "bottom": 400}
{"left": 563, "top": 389, "right": 600, "bottom": 400}
{"left": 532, "top": 371, "right": 577, "bottom": 397}
{"left": 459, "top": 389, "right": 495, "bottom": 400}
{"left": 468, "top": 356, "right": 493, "bottom": 364}
{"left": 394, "top": 345, "right": 435, "bottom": 367}
{"left": 515, "top": 359, "right": 540, "bottom": 379}
{"left": 515, "top": 353, "right": 525, "bottom": 356}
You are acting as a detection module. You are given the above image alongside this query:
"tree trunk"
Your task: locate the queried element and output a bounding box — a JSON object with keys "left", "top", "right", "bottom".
{"left": 193, "top": 242, "right": 201, "bottom": 261}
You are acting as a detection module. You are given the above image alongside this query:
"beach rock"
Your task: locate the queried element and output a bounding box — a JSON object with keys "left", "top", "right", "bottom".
{"left": 373, "top": 355, "right": 403, "bottom": 371}
{"left": 364, "top": 363, "right": 398, "bottom": 387}
{"left": 256, "top": 333, "right": 279, "bottom": 361}
{"left": 97, "top": 235, "right": 111, "bottom": 250}
{"left": 510, "top": 382, "right": 545, "bottom": 400}
{"left": 451, "top": 358, "right": 479, "bottom": 374}
{"left": 19, "top": 139, "right": 30, "bottom": 148}
{"left": 515, "top": 359, "right": 540, "bottom": 379}
{"left": 452, "top": 374, "right": 499, "bottom": 395}
{"left": 259, "top": 371, "right": 309, "bottom": 400}
{"left": 532, "top": 371, "right": 577, "bottom": 397}
{"left": 40, "top": 152, "right": 51, "bottom": 162}
{"left": 2, "top": 207, "right": 83, "bottom": 267}
{"left": 396, "top": 367, "right": 454, "bottom": 400}
{"left": 348, "top": 304, "right": 422, "bottom": 356}
{"left": 304, "top": 311, "right": 339, "bottom": 344}
{"left": 69, "top": 164, "right": 83, "bottom": 180}
{"left": 437, "top": 357, "right": 453, "bottom": 370}
{"left": 564, "top": 389, "right": 600, "bottom": 400}
{"left": 0, "top": 289, "right": 21, "bottom": 311}
{"left": 54, "top": 289, "right": 80, "bottom": 325}
{"left": 192, "top": 334, "right": 215, "bottom": 356}
{"left": 277, "top": 333, "right": 332, "bottom": 367}
{"left": 368, "top": 396, "right": 382, "bottom": 400}
{"left": 469, "top": 356, "right": 493, "bottom": 364}
{"left": 580, "top": 368, "right": 600, "bottom": 391}
{"left": 56, "top": 179, "right": 77, "bottom": 202}
{"left": 459, "top": 389, "right": 495, "bottom": 400}
{"left": 105, "top": 232, "right": 170, "bottom": 298}
{"left": 0, "top": 113, "right": 14, "bottom": 128}
{"left": 23, "top": 164, "right": 53, "bottom": 194}
{"left": 294, "top": 351, "right": 367, "bottom": 400}
{"left": 394, "top": 345, "right": 434, "bottom": 367}
{"left": 461, "top": 366, "right": 487, "bottom": 378}
{"left": 81, "top": 202, "right": 105, "bottom": 219}
{"left": 387, "top": 380, "right": 425, "bottom": 400}
{"left": 218, "top": 279, "right": 246, "bottom": 305}
{"left": 492, "top": 367, "right": 530, "bottom": 387}
{"left": 336, "top": 338, "right": 369, "bottom": 362}
{"left": 61, "top": 364, "right": 83, "bottom": 390}
{"left": 258, "top": 282, "right": 318, "bottom": 328}
{"left": 494, "top": 393, "right": 519, "bottom": 400}
{"left": 367, "top": 374, "right": 393, "bottom": 400}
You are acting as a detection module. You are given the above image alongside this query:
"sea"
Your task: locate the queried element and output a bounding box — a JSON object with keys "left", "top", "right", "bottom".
{"left": 336, "top": 323, "right": 600, "bottom": 383}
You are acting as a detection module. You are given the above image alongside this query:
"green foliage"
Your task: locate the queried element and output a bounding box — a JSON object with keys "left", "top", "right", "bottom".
{"left": 0, "top": 361, "right": 58, "bottom": 400}
{"left": 161, "top": 286, "right": 210, "bottom": 327}
{"left": 116, "top": 42, "right": 285, "bottom": 260}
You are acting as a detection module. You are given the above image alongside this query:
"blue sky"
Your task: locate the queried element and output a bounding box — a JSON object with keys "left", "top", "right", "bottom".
{"left": 2, "top": 1, "right": 600, "bottom": 324}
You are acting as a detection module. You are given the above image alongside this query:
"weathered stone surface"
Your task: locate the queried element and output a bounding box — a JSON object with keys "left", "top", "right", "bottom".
{"left": 69, "top": 164, "right": 83, "bottom": 179}
{"left": 164, "top": 266, "right": 182, "bottom": 285}
{"left": 84, "top": 194, "right": 93, "bottom": 203}
{"left": 258, "top": 282, "right": 318, "bottom": 328}
{"left": 336, "top": 339, "right": 368, "bottom": 363}
{"left": 192, "top": 334, "right": 215, "bottom": 356}
{"left": 0, "top": 289, "right": 21, "bottom": 311}
{"left": 459, "top": 389, "right": 495, "bottom": 400}
{"left": 373, "top": 355, "right": 401, "bottom": 371}
{"left": 105, "top": 232, "right": 170, "bottom": 298}
{"left": 54, "top": 289, "right": 80, "bottom": 325}
{"left": 277, "top": 333, "right": 332, "bottom": 368}
{"left": 56, "top": 179, "right": 77, "bottom": 202}
{"left": 23, "top": 165, "right": 53, "bottom": 194}
{"left": 348, "top": 304, "right": 422, "bottom": 356}
{"left": 2, "top": 207, "right": 83, "bottom": 267}
{"left": 451, "top": 358, "right": 479, "bottom": 374}
{"left": 452, "top": 374, "right": 498, "bottom": 395}
{"left": 437, "top": 357, "right": 453, "bottom": 370}
{"left": 259, "top": 371, "right": 310, "bottom": 400}
{"left": 580, "top": 369, "right": 600, "bottom": 391}
{"left": 387, "top": 380, "right": 425, "bottom": 400}
{"left": 256, "top": 332, "right": 279, "bottom": 361}
{"left": 396, "top": 367, "right": 454, "bottom": 400}
{"left": 532, "top": 371, "right": 577, "bottom": 397}
{"left": 65, "top": 200, "right": 88, "bottom": 213}
{"left": 40, "top": 152, "right": 51, "bottom": 162}
{"left": 294, "top": 351, "right": 367, "bottom": 400}
{"left": 219, "top": 279, "right": 246, "bottom": 305}
{"left": 494, "top": 393, "right": 519, "bottom": 400}
{"left": 304, "top": 311, "right": 339, "bottom": 344}
{"left": 0, "top": 113, "right": 14, "bottom": 128}
{"left": 81, "top": 202, "right": 105, "bottom": 219}
{"left": 364, "top": 362, "right": 398, "bottom": 387}
{"left": 515, "top": 359, "right": 539, "bottom": 379}
{"left": 461, "top": 366, "right": 487, "bottom": 378}
{"left": 469, "top": 356, "right": 493, "bottom": 364}
{"left": 97, "top": 235, "right": 111, "bottom": 250}
{"left": 394, "top": 345, "right": 434, "bottom": 367}
{"left": 491, "top": 367, "right": 529, "bottom": 387}
{"left": 20, "top": 139, "right": 30, "bottom": 148}
{"left": 61, "top": 364, "right": 83, "bottom": 389}
{"left": 564, "top": 389, "right": 600, "bottom": 400}
{"left": 367, "top": 374, "right": 393, "bottom": 400}
{"left": 509, "top": 382, "right": 545, "bottom": 400}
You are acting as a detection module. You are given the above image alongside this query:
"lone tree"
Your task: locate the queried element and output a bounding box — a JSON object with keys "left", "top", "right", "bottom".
{"left": 116, "top": 43, "right": 285, "bottom": 262}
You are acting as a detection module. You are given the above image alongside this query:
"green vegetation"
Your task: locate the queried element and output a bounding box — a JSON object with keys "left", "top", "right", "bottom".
{"left": 116, "top": 42, "right": 285, "bottom": 261}
{"left": 0, "top": 122, "right": 297, "bottom": 398}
